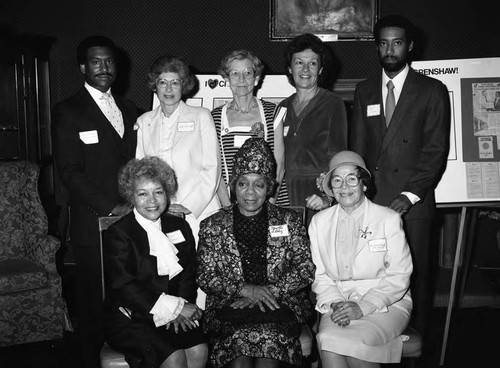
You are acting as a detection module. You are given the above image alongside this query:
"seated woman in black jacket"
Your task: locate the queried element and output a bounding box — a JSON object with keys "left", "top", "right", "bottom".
{"left": 102, "top": 156, "right": 207, "bottom": 368}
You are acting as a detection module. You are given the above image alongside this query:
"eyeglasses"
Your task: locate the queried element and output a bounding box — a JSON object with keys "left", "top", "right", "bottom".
{"left": 228, "top": 69, "right": 255, "bottom": 80}
{"left": 155, "top": 78, "right": 182, "bottom": 89}
{"left": 330, "top": 174, "right": 361, "bottom": 189}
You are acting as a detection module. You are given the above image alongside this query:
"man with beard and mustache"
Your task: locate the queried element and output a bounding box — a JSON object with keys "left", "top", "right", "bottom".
{"left": 349, "top": 15, "right": 450, "bottom": 347}
{"left": 52, "top": 35, "right": 137, "bottom": 368}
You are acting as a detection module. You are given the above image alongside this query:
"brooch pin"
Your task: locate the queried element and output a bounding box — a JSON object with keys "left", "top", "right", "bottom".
{"left": 359, "top": 227, "right": 372, "bottom": 239}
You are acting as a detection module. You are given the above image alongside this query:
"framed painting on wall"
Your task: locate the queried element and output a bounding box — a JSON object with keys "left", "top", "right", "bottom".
{"left": 270, "top": 0, "right": 379, "bottom": 41}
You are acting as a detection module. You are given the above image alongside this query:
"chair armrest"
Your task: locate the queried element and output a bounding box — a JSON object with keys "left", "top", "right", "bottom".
{"left": 26, "top": 234, "right": 61, "bottom": 274}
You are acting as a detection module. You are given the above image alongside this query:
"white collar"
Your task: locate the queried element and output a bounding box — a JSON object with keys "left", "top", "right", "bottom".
{"left": 382, "top": 64, "right": 409, "bottom": 92}
{"left": 84, "top": 82, "right": 113, "bottom": 101}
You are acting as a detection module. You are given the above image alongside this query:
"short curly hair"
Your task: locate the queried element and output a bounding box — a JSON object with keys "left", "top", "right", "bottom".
{"left": 118, "top": 156, "right": 178, "bottom": 205}
{"left": 146, "top": 55, "right": 196, "bottom": 96}
{"left": 283, "top": 33, "right": 332, "bottom": 88}
{"left": 218, "top": 49, "right": 264, "bottom": 79}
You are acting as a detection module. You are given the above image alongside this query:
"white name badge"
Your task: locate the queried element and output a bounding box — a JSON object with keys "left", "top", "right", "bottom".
{"left": 269, "top": 224, "right": 289, "bottom": 237}
{"left": 177, "top": 122, "right": 195, "bottom": 132}
{"left": 283, "top": 126, "right": 290, "bottom": 137}
{"left": 79, "top": 130, "right": 99, "bottom": 144}
{"left": 234, "top": 135, "right": 250, "bottom": 148}
{"left": 368, "top": 238, "right": 387, "bottom": 252}
{"left": 166, "top": 230, "right": 186, "bottom": 244}
{"left": 367, "top": 104, "right": 381, "bottom": 117}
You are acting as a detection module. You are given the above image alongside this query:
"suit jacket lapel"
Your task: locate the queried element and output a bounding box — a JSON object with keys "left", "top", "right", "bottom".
{"left": 321, "top": 206, "right": 340, "bottom": 275}
{"left": 145, "top": 107, "right": 163, "bottom": 154}
{"left": 128, "top": 215, "right": 152, "bottom": 257}
{"left": 266, "top": 204, "right": 286, "bottom": 277}
{"left": 362, "top": 77, "right": 387, "bottom": 154}
{"left": 223, "top": 208, "right": 243, "bottom": 277}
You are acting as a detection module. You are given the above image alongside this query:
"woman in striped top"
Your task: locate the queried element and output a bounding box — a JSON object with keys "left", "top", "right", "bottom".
{"left": 211, "top": 49, "right": 290, "bottom": 207}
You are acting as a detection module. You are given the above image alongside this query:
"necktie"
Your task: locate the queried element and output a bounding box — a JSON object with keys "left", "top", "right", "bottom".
{"left": 385, "top": 80, "right": 395, "bottom": 127}
{"left": 101, "top": 93, "right": 124, "bottom": 137}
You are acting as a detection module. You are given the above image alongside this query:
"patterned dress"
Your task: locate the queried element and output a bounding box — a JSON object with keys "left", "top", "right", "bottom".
{"left": 197, "top": 203, "right": 315, "bottom": 367}
{"left": 212, "top": 99, "right": 290, "bottom": 206}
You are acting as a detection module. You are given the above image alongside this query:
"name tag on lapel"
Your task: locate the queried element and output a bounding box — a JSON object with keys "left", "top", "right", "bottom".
{"left": 166, "top": 230, "right": 186, "bottom": 244}
{"left": 368, "top": 238, "right": 387, "bottom": 252}
{"left": 367, "top": 104, "right": 381, "bottom": 117}
{"left": 269, "top": 224, "right": 289, "bottom": 237}
{"left": 79, "top": 130, "right": 99, "bottom": 144}
{"left": 178, "top": 122, "right": 195, "bottom": 132}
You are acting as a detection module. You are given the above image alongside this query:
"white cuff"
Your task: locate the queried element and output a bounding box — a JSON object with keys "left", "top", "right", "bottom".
{"left": 149, "top": 293, "right": 186, "bottom": 327}
{"left": 401, "top": 191, "right": 420, "bottom": 205}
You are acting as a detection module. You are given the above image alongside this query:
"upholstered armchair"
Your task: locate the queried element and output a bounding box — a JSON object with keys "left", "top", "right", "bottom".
{"left": 0, "top": 160, "right": 65, "bottom": 346}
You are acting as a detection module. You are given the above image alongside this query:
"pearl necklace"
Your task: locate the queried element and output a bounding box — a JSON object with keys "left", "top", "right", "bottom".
{"left": 227, "top": 99, "right": 258, "bottom": 114}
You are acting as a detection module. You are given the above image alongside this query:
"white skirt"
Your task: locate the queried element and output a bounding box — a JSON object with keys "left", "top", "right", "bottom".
{"left": 316, "top": 304, "right": 410, "bottom": 363}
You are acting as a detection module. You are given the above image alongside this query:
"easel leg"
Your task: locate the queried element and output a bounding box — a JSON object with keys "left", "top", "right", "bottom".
{"left": 439, "top": 206, "right": 467, "bottom": 366}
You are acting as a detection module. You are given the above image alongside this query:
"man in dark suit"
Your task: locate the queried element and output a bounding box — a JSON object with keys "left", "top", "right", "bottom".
{"left": 52, "top": 35, "right": 137, "bottom": 368}
{"left": 349, "top": 15, "right": 450, "bottom": 343}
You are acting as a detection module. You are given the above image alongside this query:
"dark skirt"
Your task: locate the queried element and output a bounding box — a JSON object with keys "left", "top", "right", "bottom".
{"left": 105, "top": 311, "right": 206, "bottom": 368}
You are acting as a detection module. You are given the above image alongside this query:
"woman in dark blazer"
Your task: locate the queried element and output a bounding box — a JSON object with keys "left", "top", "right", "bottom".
{"left": 278, "top": 33, "right": 348, "bottom": 222}
{"left": 102, "top": 156, "right": 207, "bottom": 368}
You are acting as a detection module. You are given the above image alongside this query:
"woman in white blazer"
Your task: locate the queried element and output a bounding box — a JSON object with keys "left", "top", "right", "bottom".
{"left": 136, "top": 55, "right": 221, "bottom": 242}
{"left": 136, "top": 56, "right": 221, "bottom": 308}
{"left": 308, "top": 151, "right": 413, "bottom": 368}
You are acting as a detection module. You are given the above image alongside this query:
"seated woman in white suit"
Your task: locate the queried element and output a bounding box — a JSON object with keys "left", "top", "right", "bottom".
{"left": 308, "top": 150, "right": 413, "bottom": 368}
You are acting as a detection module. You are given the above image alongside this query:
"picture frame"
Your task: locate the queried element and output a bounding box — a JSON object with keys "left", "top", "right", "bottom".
{"left": 270, "top": 0, "right": 379, "bottom": 41}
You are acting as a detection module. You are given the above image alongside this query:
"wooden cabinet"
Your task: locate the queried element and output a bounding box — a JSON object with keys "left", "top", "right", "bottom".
{"left": 0, "top": 30, "right": 56, "bottom": 204}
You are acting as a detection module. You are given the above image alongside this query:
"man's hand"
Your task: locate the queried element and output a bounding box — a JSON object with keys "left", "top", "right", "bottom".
{"left": 389, "top": 194, "right": 412, "bottom": 215}
{"left": 305, "top": 194, "right": 330, "bottom": 211}
{"left": 111, "top": 203, "right": 132, "bottom": 216}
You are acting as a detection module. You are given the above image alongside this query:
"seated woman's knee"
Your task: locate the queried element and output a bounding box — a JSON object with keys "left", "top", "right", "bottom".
{"left": 186, "top": 343, "right": 209, "bottom": 366}
{"left": 161, "top": 349, "right": 187, "bottom": 368}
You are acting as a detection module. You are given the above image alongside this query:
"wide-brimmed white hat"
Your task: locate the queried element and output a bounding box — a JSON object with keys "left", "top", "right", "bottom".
{"left": 322, "top": 150, "right": 371, "bottom": 197}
